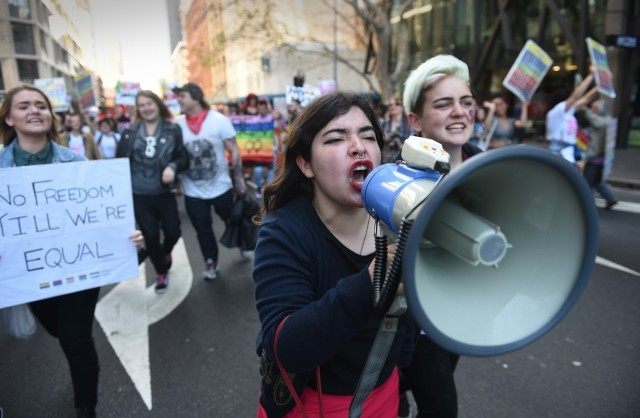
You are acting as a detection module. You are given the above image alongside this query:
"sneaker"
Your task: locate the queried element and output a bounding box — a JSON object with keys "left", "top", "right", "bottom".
{"left": 155, "top": 274, "right": 168, "bottom": 293}
{"left": 203, "top": 259, "right": 219, "bottom": 280}
{"left": 604, "top": 200, "right": 619, "bottom": 210}
{"left": 164, "top": 253, "right": 173, "bottom": 270}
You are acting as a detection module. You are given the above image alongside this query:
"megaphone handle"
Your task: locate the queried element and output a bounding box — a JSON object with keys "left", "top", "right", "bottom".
{"left": 374, "top": 218, "right": 414, "bottom": 314}
{"left": 372, "top": 233, "right": 387, "bottom": 304}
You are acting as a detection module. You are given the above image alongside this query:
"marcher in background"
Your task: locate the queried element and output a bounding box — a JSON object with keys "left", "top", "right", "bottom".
{"left": 115, "top": 105, "right": 131, "bottom": 132}
{"left": 401, "top": 54, "right": 484, "bottom": 417}
{"left": 173, "top": 82, "right": 247, "bottom": 280}
{"left": 60, "top": 113, "right": 102, "bottom": 160}
{"left": 381, "top": 95, "right": 412, "bottom": 163}
{"left": 545, "top": 73, "right": 594, "bottom": 164}
{"left": 242, "top": 93, "right": 259, "bottom": 115}
{"left": 488, "top": 94, "right": 529, "bottom": 149}
{"left": 286, "top": 99, "right": 302, "bottom": 124}
{"left": 575, "top": 87, "right": 618, "bottom": 209}
{"left": 93, "top": 117, "right": 120, "bottom": 159}
{"left": 253, "top": 92, "right": 402, "bottom": 416}
{"left": 116, "top": 90, "right": 188, "bottom": 293}
{"left": 469, "top": 99, "right": 496, "bottom": 151}
{"left": 0, "top": 85, "right": 143, "bottom": 418}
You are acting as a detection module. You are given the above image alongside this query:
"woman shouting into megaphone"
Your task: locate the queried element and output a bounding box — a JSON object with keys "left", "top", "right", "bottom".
{"left": 252, "top": 92, "right": 405, "bottom": 417}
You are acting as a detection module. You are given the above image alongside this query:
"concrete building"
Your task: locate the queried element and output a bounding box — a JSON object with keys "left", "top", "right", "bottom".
{"left": 179, "top": 0, "right": 373, "bottom": 102}
{"left": 0, "top": 0, "right": 89, "bottom": 99}
{"left": 169, "top": 40, "right": 189, "bottom": 86}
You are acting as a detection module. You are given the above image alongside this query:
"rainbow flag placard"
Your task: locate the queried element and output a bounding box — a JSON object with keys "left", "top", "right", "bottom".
{"left": 230, "top": 114, "right": 275, "bottom": 165}
{"left": 586, "top": 38, "right": 616, "bottom": 98}
{"left": 503, "top": 40, "right": 553, "bottom": 102}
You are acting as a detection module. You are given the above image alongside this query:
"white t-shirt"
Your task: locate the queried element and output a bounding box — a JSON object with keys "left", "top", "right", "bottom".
{"left": 177, "top": 110, "right": 236, "bottom": 199}
{"left": 545, "top": 101, "right": 577, "bottom": 144}
{"left": 68, "top": 133, "right": 86, "bottom": 157}
{"left": 94, "top": 132, "right": 120, "bottom": 159}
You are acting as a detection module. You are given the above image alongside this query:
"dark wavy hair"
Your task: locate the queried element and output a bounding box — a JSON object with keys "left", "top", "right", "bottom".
{"left": 135, "top": 90, "right": 173, "bottom": 121}
{"left": 0, "top": 85, "right": 60, "bottom": 145}
{"left": 261, "top": 91, "right": 384, "bottom": 216}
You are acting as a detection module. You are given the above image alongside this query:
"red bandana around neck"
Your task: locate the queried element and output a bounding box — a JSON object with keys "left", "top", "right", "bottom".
{"left": 185, "top": 110, "right": 209, "bottom": 135}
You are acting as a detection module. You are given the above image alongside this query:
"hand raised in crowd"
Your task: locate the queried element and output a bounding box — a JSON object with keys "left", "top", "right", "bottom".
{"left": 483, "top": 100, "right": 495, "bottom": 111}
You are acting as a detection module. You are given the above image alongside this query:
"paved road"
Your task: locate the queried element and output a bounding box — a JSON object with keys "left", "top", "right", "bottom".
{"left": 1, "top": 187, "right": 639, "bottom": 417}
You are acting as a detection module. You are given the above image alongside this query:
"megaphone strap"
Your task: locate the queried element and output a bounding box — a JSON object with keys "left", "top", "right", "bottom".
{"left": 348, "top": 316, "right": 400, "bottom": 417}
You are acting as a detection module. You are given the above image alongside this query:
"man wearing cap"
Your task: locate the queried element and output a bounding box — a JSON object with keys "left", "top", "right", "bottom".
{"left": 173, "top": 82, "right": 247, "bottom": 280}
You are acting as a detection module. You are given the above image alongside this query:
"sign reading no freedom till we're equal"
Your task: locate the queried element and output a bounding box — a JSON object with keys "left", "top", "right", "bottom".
{"left": 0, "top": 159, "right": 138, "bottom": 309}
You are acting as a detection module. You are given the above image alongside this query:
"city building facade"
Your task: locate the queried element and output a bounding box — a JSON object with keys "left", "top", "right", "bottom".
{"left": 0, "top": 0, "right": 89, "bottom": 100}
{"left": 179, "top": 0, "right": 373, "bottom": 103}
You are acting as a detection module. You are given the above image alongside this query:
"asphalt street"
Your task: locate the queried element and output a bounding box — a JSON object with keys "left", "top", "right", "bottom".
{"left": 1, "top": 185, "right": 639, "bottom": 418}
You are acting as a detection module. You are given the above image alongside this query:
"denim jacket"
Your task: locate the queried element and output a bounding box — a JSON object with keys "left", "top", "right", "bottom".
{"left": 0, "top": 139, "right": 85, "bottom": 168}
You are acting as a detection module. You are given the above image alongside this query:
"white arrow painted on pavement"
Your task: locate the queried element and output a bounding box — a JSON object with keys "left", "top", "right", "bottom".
{"left": 596, "top": 256, "right": 640, "bottom": 277}
{"left": 95, "top": 238, "right": 193, "bottom": 410}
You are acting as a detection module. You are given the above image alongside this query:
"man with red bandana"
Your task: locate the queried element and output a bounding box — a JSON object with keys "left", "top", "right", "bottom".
{"left": 173, "top": 83, "right": 247, "bottom": 280}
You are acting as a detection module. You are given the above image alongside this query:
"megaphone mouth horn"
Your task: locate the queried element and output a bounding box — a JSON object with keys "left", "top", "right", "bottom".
{"left": 400, "top": 145, "right": 599, "bottom": 356}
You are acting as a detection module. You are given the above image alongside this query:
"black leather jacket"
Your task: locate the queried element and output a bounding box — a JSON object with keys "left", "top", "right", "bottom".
{"left": 116, "top": 119, "right": 189, "bottom": 192}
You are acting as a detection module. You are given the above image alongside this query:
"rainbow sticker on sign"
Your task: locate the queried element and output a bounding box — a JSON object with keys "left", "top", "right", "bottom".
{"left": 502, "top": 40, "right": 553, "bottom": 102}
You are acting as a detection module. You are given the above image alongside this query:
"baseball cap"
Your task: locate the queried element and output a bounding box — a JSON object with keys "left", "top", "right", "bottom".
{"left": 172, "top": 82, "right": 210, "bottom": 108}
{"left": 172, "top": 82, "right": 204, "bottom": 99}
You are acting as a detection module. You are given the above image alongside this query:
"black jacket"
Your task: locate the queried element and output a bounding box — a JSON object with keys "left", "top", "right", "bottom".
{"left": 116, "top": 119, "right": 189, "bottom": 190}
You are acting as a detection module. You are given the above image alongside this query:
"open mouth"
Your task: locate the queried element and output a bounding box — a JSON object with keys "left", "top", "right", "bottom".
{"left": 446, "top": 123, "right": 466, "bottom": 132}
{"left": 349, "top": 160, "right": 373, "bottom": 191}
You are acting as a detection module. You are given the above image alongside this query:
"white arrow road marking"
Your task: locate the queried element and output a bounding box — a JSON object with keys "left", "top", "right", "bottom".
{"left": 596, "top": 256, "right": 640, "bottom": 277}
{"left": 594, "top": 198, "right": 640, "bottom": 214}
{"left": 95, "top": 238, "right": 193, "bottom": 410}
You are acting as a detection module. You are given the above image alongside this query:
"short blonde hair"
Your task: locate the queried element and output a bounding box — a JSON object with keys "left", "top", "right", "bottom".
{"left": 403, "top": 55, "right": 470, "bottom": 115}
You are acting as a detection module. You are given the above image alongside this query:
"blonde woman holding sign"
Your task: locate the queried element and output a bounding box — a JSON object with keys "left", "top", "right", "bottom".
{"left": 0, "top": 85, "right": 142, "bottom": 418}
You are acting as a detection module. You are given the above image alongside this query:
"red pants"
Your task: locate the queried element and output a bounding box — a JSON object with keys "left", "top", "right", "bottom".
{"left": 257, "top": 367, "right": 399, "bottom": 417}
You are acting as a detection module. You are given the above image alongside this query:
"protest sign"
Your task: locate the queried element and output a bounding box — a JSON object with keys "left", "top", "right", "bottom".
{"left": 285, "top": 85, "right": 321, "bottom": 107}
{"left": 230, "top": 114, "right": 275, "bottom": 165}
{"left": 317, "top": 79, "right": 337, "bottom": 95}
{"left": 502, "top": 40, "right": 553, "bottom": 102}
{"left": 0, "top": 159, "right": 138, "bottom": 309}
{"left": 586, "top": 37, "right": 616, "bottom": 98}
{"left": 34, "top": 77, "right": 68, "bottom": 112}
{"left": 115, "top": 81, "right": 141, "bottom": 106}
{"left": 75, "top": 71, "right": 97, "bottom": 110}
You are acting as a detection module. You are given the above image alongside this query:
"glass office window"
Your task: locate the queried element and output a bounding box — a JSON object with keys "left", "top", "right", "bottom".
{"left": 40, "top": 29, "right": 49, "bottom": 55}
{"left": 9, "top": 0, "right": 31, "bottom": 19}
{"left": 54, "top": 43, "right": 68, "bottom": 65}
{"left": 37, "top": 2, "right": 51, "bottom": 27}
{"left": 17, "top": 59, "right": 39, "bottom": 84}
{"left": 12, "top": 22, "right": 36, "bottom": 55}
